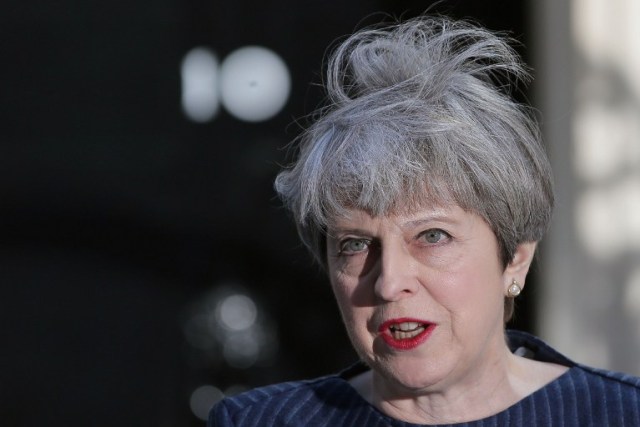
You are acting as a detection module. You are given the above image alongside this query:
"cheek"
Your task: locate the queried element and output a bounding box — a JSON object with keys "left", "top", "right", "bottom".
{"left": 331, "top": 252, "right": 376, "bottom": 279}
{"left": 329, "top": 274, "right": 374, "bottom": 334}
{"left": 330, "top": 260, "right": 376, "bottom": 304}
{"left": 330, "top": 282, "right": 361, "bottom": 346}
{"left": 427, "top": 258, "right": 504, "bottom": 311}
{"left": 329, "top": 274, "right": 354, "bottom": 316}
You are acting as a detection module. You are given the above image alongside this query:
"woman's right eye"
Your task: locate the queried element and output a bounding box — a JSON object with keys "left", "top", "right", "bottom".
{"left": 339, "top": 239, "right": 370, "bottom": 254}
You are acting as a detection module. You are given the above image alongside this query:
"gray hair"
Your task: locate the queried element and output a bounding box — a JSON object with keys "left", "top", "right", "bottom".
{"left": 275, "top": 15, "right": 554, "bottom": 272}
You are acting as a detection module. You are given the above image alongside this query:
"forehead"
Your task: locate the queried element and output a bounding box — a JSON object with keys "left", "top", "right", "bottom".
{"left": 327, "top": 203, "right": 470, "bottom": 231}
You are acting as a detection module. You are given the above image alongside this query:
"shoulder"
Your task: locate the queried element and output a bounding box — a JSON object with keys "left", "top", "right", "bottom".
{"left": 547, "top": 365, "right": 640, "bottom": 424}
{"left": 507, "top": 330, "right": 640, "bottom": 424}
{"left": 570, "top": 363, "right": 640, "bottom": 395}
{"left": 508, "top": 329, "right": 640, "bottom": 384}
{"left": 508, "top": 329, "right": 640, "bottom": 391}
{"left": 208, "top": 373, "right": 373, "bottom": 427}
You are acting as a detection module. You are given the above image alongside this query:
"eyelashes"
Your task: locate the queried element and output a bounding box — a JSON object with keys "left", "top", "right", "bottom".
{"left": 418, "top": 228, "right": 451, "bottom": 245}
{"left": 338, "top": 238, "right": 372, "bottom": 255}
{"left": 335, "top": 228, "right": 451, "bottom": 256}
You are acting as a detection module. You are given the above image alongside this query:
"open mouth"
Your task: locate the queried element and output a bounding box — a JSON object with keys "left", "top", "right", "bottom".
{"left": 379, "top": 318, "right": 435, "bottom": 350}
{"left": 388, "top": 322, "right": 426, "bottom": 340}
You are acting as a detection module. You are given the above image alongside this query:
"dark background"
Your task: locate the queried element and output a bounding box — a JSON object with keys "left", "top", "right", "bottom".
{"left": 1, "top": 1, "right": 535, "bottom": 425}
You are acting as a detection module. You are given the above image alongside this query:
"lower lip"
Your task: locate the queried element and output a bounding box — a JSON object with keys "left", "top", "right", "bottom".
{"left": 379, "top": 321, "right": 436, "bottom": 350}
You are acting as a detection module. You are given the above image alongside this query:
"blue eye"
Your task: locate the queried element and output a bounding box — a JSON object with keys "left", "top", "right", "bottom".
{"left": 420, "top": 229, "right": 449, "bottom": 244}
{"left": 340, "top": 239, "right": 370, "bottom": 254}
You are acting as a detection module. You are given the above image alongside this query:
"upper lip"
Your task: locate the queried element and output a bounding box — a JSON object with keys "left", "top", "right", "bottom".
{"left": 378, "top": 317, "right": 434, "bottom": 333}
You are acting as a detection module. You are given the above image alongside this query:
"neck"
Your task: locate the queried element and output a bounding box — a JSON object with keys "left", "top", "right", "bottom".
{"left": 349, "top": 347, "right": 568, "bottom": 425}
{"left": 376, "top": 349, "right": 520, "bottom": 424}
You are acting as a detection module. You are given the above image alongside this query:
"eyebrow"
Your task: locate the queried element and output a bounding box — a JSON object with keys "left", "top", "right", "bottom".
{"left": 328, "top": 210, "right": 461, "bottom": 236}
{"left": 402, "top": 215, "right": 457, "bottom": 229}
{"left": 325, "top": 228, "right": 366, "bottom": 239}
{"left": 398, "top": 207, "right": 461, "bottom": 227}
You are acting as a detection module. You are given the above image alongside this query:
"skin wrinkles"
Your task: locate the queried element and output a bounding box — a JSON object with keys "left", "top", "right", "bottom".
{"left": 326, "top": 203, "right": 567, "bottom": 424}
{"left": 328, "top": 210, "right": 468, "bottom": 277}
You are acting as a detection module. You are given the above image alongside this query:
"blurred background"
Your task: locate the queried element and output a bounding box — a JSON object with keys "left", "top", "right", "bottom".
{"left": 1, "top": 0, "right": 638, "bottom": 425}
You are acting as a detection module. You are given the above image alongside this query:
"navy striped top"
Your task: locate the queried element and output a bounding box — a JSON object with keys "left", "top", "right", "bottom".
{"left": 209, "top": 331, "right": 640, "bottom": 426}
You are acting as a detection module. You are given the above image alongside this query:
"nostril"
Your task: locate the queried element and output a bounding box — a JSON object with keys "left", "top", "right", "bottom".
{"left": 374, "top": 276, "right": 419, "bottom": 302}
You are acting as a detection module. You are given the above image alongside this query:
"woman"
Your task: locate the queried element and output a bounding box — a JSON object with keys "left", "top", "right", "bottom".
{"left": 209, "top": 15, "right": 640, "bottom": 426}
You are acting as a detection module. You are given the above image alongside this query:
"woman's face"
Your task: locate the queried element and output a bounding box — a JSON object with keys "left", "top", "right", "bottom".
{"left": 326, "top": 204, "right": 533, "bottom": 394}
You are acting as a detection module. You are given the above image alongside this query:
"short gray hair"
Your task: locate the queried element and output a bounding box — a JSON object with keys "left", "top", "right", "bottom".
{"left": 275, "top": 15, "right": 554, "bottom": 270}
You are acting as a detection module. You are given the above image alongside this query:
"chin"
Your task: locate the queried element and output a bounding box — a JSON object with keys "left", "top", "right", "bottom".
{"left": 386, "top": 366, "right": 448, "bottom": 393}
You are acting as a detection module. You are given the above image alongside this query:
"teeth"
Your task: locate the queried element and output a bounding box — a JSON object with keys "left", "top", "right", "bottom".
{"left": 390, "top": 322, "right": 421, "bottom": 332}
{"left": 389, "top": 322, "right": 426, "bottom": 339}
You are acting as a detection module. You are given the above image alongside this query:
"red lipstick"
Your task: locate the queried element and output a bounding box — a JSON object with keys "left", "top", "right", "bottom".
{"left": 378, "top": 318, "right": 436, "bottom": 350}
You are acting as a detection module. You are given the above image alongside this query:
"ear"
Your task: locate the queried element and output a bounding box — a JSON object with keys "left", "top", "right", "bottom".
{"left": 503, "top": 241, "right": 537, "bottom": 292}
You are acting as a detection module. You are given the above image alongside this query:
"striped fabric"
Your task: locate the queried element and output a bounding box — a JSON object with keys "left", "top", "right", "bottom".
{"left": 209, "top": 331, "right": 640, "bottom": 426}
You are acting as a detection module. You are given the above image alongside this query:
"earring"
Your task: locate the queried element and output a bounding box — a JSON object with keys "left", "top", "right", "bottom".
{"left": 507, "top": 279, "right": 522, "bottom": 298}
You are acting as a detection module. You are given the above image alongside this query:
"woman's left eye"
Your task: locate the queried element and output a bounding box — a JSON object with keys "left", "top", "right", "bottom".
{"left": 419, "top": 229, "right": 450, "bottom": 244}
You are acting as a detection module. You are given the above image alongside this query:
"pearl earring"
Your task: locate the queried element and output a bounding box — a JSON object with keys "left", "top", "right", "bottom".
{"left": 507, "top": 279, "right": 522, "bottom": 298}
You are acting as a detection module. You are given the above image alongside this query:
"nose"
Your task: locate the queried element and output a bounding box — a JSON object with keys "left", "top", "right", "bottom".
{"left": 374, "top": 243, "right": 420, "bottom": 302}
